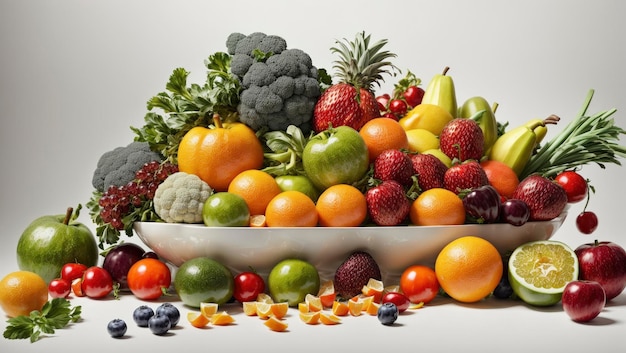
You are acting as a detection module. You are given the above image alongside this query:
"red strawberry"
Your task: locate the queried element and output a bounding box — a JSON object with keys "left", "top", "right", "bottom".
{"left": 312, "top": 32, "right": 398, "bottom": 133}
{"left": 373, "top": 149, "right": 414, "bottom": 186}
{"left": 409, "top": 153, "right": 448, "bottom": 191}
{"left": 314, "top": 84, "right": 380, "bottom": 132}
{"left": 443, "top": 160, "right": 489, "bottom": 194}
{"left": 439, "top": 118, "right": 484, "bottom": 161}
{"left": 365, "top": 180, "right": 410, "bottom": 226}
{"left": 511, "top": 174, "right": 568, "bottom": 221}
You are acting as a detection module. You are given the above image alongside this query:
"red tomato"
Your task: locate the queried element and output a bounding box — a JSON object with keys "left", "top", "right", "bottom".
{"left": 382, "top": 291, "right": 410, "bottom": 313}
{"left": 61, "top": 263, "right": 88, "bottom": 282}
{"left": 403, "top": 86, "right": 424, "bottom": 108}
{"left": 233, "top": 271, "right": 265, "bottom": 303}
{"left": 48, "top": 278, "right": 71, "bottom": 298}
{"left": 127, "top": 258, "right": 172, "bottom": 300}
{"left": 400, "top": 265, "right": 439, "bottom": 304}
{"left": 555, "top": 170, "right": 588, "bottom": 203}
{"left": 82, "top": 266, "right": 114, "bottom": 299}
{"left": 389, "top": 99, "right": 408, "bottom": 116}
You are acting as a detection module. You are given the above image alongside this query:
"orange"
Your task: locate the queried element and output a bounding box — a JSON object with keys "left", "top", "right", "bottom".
{"left": 249, "top": 214, "right": 267, "bottom": 227}
{"left": 410, "top": 188, "right": 466, "bottom": 226}
{"left": 187, "top": 311, "right": 210, "bottom": 328}
{"left": 317, "top": 280, "right": 336, "bottom": 308}
{"left": 299, "top": 311, "right": 321, "bottom": 325}
{"left": 210, "top": 311, "right": 235, "bottom": 325}
{"left": 265, "top": 190, "right": 318, "bottom": 227}
{"left": 480, "top": 160, "right": 520, "bottom": 199}
{"left": 315, "top": 184, "right": 367, "bottom": 227}
{"left": 0, "top": 271, "right": 49, "bottom": 318}
{"left": 270, "top": 302, "right": 289, "bottom": 319}
{"left": 177, "top": 115, "right": 264, "bottom": 191}
{"left": 264, "top": 316, "right": 288, "bottom": 332}
{"left": 228, "top": 169, "right": 282, "bottom": 216}
{"left": 319, "top": 312, "right": 341, "bottom": 325}
{"left": 359, "top": 117, "right": 409, "bottom": 162}
{"left": 435, "top": 236, "right": 504, "bottom": 303}
{"left": 331, "top": 300, "right": 349, "bottom": 316}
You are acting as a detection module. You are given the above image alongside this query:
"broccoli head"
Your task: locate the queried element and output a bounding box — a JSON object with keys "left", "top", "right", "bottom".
{"left": 152, "top": 172, "right": 213, "bottom": 223}
{"left": 227, "top": 32, "right": 321, "bottom": 134}
{"left": 92, "top": 141, "right": 163, "bottom": 192}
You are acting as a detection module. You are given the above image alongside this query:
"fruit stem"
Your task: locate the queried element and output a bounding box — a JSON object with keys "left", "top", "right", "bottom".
{"left": 492, "top": 102, "right": 499, "bottom": 114}
{"left": 442, "top": 66, "right": 450, "bottom": 76}
{"left": 213, "top": 113, "right": 223, "bottom": 129}
{"left": 64, "top": 207, "right": 73, "bottom": 226}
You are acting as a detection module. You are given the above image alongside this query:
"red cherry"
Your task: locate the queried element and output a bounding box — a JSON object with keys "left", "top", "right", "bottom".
{"left": 576, "top": 211, "right": 598, "bottom": 234}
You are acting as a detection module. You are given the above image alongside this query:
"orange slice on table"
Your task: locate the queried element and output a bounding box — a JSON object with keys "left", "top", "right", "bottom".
{"left": 187, "top": 311, "right": 210, "bottom": 328}
{"left": 264, "top": 316, "right": 288, "bottom": 332}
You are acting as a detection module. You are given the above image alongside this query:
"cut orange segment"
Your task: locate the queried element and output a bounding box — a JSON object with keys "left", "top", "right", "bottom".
{"left": 187, "top": 311, "right": 210, "bottom": 328}
{"left": 256, "top": 302, "right": 273, "bottom": 319}
{"left": 264, "top": 316, "right": 288, "bottom": 332}
{"left": 359, "top": 295, "right": 374, "bottom": 312}
{"left": 331, "top": 301, "right": 350, "bottom": 316}
{"left": 256, "top": 293, "right": 274, "bottom": 304}
{"left": 384, "top": 284, "right": 401, "bottom": 294}
{"left": 348, "top": 299, "right": 363, "bottom": 316}
{"left": 409, "top": 302, "right": 425, "bottom": 310}
{"left": 243, "top": 301, "right": 258, "bottom": 316}
{"left": 362, "top": 278, "right": 384, "bottom": 303}
{"left": 305, "top": 293, "right": 323, "bottom": 312}
{"left": 319, "top": 312, "right": 341, "bottom": 325}
{"left": 317, "top": 280, "right": 336, "bottom": 308}
{"left": 249, "top": 214, "right": 267, "bottom": 227}
{"left": 200, "top": 302, "right": 219, "bottom": 318}
{"left": 299, "top": 311, "right": 321, "bottom": 325}
{"left": 366, "top": 301, "right": 381, "bottom": 316}
{"left": 298, "top": 302, "right": 310, "bottom": 313}
{"left": 210, "top": 311, "right": 235, "bottom": 325}
{"left": 271, "top": 302, "right": 289, "bottom": 319}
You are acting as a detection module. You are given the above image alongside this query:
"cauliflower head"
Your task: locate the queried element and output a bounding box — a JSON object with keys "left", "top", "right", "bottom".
{"left": 153, "top": 172, "right": 213, "bottom": 223}
{"left": 92, "top": 141, "right": 163, "bottom": 192}
{"left": 226, "top": 32, "right": 321, "bottom": 134}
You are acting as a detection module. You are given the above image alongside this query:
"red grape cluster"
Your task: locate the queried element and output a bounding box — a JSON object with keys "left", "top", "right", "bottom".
{"left": 98, "top": 161, "right": 178, "bottom": 230}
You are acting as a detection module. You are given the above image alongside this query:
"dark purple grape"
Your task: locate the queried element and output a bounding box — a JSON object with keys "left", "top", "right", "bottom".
{"left": 102, "top": 243, "right": 146, "bottom": 290}
{"left": 462, "top": 185, "right": 501, "bottom": 223}
{"left": 500, "top": 199, "right": 530, "bottom": 226}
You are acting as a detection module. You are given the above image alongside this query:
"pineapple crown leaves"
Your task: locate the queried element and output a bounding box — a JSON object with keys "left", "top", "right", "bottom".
{"left": 330, "top": 31, "right": 400, "bottom": 91}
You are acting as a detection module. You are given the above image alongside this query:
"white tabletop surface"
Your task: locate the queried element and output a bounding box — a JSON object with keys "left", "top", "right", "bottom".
{"left": 1, "top": 0, "right": 625, "bottom": 352}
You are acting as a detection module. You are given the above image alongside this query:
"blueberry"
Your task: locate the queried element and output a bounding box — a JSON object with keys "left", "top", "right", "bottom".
{"left": 493, "top": 275, "right": 513, "bottom": 299}
{"left": 133, "top": 305, "right": 154, "bottom": 327}
{"left": 156, "top": 303, "right": 180, "bottom": 327}
{"left": 377, "top": 302, "right": 398, "bottom": 325}
{"left": 148, "top": 314, "right": 171, "bottom": 335}
{"left": 107, "top": 319, "right": 127, "bottom": 338}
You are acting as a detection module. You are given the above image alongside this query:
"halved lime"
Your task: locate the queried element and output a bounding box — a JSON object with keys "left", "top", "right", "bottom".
{"left": 508, "top": 240, "right": 579, "bottom": 306}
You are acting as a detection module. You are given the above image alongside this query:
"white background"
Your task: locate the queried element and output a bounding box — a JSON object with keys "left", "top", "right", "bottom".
{"left": 1, "top": 0, "right": 625, "bottom": 352}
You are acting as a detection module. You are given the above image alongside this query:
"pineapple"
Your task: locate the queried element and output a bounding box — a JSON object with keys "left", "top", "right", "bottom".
{"left": 312, "top": 32, "right": 399, "bottom": 133}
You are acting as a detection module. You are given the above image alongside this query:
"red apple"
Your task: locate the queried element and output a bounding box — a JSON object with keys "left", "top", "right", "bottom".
{"left": 574, "top": 240, "right": 626, "bottom": 301}
{"left": 561, "top": 280, "right": 606, "bottom": 322}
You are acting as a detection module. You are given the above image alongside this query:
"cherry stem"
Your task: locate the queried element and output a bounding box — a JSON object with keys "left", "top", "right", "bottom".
{"left": 63, "top": 207, "right": 73, "bottom": 226}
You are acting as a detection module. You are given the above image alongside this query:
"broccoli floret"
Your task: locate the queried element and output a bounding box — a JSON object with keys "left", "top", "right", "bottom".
{"left": 227, "top": 32, "right": 321, "bottom": 134}
{"left": 152, "top": 172, "right": 213, "bottom": 223}
{"left": 92, "top": 141, "right": 162, "bottom": 192}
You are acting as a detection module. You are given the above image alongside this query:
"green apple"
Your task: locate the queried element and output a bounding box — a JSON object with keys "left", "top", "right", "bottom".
{"left": 274, "top": 175, "right": 320, "bottom": 202}
{"left": 16, "top": 206, "right": 99, "bottom": 283}
{"left": 268, "top": 258, "right": 320, "bottom": 307}
{"left": 202, "top": 192, "right": 250, "bottom": 227}
{"left": 302, "top": 126, "right": 369, "bottom": 191}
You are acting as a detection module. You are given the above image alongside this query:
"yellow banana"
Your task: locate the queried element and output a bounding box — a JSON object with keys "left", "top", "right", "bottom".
{"left": 421, "top": 66, "right": 458, "bottom": 118}
{"left": 459, "top": 96, "right": 498, "bottom": 156}
{"left": 488, "top": 115, "right": 559, "bottom": 176}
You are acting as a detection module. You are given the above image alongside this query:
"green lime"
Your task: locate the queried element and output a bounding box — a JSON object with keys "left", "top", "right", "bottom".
{"left": 202, "top": 192, "right": 250, "bottom": 227}
{"left": 174, "top": 257, "right": 234, "bottom": 307}
{"left": 508, "top": 240, "right": 579, "bottom": 306}
{"left": 268, "top": 258, "right": 320, "bottom": 307}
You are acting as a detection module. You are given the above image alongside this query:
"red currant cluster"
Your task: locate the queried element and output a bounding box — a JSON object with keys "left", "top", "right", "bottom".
{"left": 98, "top": 161, "right": 178, "bottom": 230}
{"left": 375, "top": 70, "right": 424, "bottom": 120}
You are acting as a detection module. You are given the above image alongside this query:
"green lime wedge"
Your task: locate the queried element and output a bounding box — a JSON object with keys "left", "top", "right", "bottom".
{"left": 508, "top": 240, "right": 579, "bottom": 306}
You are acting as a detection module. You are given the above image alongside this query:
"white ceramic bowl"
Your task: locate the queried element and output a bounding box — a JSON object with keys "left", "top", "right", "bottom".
{"left": 134, "top": 211, "right": 567, "bottom": 284}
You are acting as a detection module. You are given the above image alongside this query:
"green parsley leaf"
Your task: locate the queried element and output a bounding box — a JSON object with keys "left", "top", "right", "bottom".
{"left": 3, "top": 298, "right": 82, "bottom": 343}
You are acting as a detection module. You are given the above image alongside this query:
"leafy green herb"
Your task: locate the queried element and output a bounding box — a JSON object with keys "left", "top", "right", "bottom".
{"left": 261, "top": 125, "right": 313, "bottom": 176}
{"left": 520, "top": 89, "right": 626, "bottom": 179}
{"left": 3, "top": 298, "right": 82, "bottom": 343}
{"left": 131, "top": 52, "right": 242, "bottom": 164}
